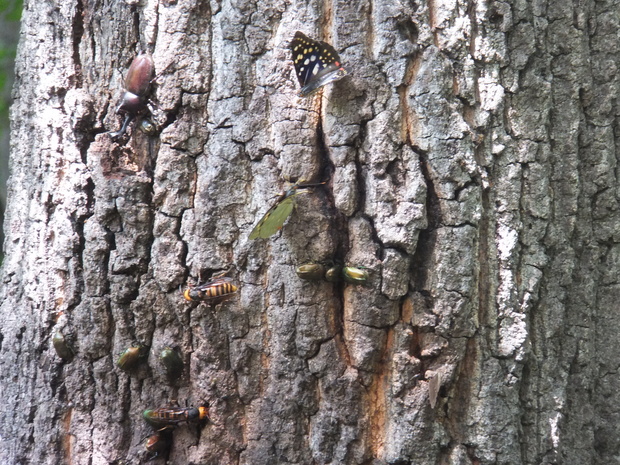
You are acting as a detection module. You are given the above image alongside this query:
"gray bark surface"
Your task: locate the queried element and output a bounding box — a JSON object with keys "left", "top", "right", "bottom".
{"left": 0, "top": 0, "right": 617, "bottom": 464}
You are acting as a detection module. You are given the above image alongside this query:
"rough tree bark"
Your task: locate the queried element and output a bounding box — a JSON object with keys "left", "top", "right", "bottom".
{"left": 0, "top": 0, "right": 617, "bottom": 464}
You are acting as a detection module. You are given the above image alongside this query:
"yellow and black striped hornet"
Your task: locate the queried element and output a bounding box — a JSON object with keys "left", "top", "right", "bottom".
{"left": 143, "top": 404, "right": 209, "bottom": 428}
{"left": 183, "top": 277, "right": 239, "bottom": 304}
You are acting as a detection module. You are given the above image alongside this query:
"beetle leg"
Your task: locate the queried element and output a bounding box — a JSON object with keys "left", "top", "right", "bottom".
{"left": 109, "top": 114, "right": 136, "bottom": 140}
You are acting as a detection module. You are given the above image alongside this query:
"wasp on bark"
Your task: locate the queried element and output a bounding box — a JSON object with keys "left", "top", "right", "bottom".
{"left": 143, "top": 403, "right": 209, "bottom": 428}
{"left": 183, "top": 276, "right": 239, "bottom": 305}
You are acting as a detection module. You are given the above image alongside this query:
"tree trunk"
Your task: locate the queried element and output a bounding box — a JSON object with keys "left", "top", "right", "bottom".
{"left": 0, "top": 0, "right": 616, "bottom": 464}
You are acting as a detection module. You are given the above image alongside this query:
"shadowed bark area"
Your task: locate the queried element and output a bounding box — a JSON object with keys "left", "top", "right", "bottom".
{"left": 1, "top": 0, "right": 619, "bottom": 464}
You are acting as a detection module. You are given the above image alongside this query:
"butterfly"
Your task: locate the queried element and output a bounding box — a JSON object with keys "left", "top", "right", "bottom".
{"left": 249, "top": 180, "right": 323, "bottom": 239}
{"left": 290, "top": 31, "right": 348, "bottom": 97}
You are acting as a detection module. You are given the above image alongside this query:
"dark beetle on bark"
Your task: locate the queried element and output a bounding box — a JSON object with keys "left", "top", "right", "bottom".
{"left": 109, "top": 54, "right": 155, "bottom": 140}
{"left": 144, "top": 430, "right": 173, "bottom": 461}
{"left": 116, "top": 345, "right": 149, "bottom": 371}
{"left": 160, "top": 347, "right": 184, "bottom": 379}
{"left": 295, "top": 263, "right": 326, "bottom": 281}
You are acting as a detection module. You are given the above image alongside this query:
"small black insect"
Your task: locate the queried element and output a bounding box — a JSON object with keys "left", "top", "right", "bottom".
{"left": 290, "top": 31, "right": 348, "bottom": 97}
{"left": 138, "top": 118, "right": 157, "bottom": 135}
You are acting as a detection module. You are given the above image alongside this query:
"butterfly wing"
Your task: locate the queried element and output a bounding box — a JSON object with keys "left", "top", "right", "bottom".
{"left": 291, "top": 32, "right": 316, "bottom": 85}
{"left": 290, "top": 31, "right": 347, "bottom": 97}
{"left": 249, "top": 195, "right": 297, "bottom": 239}
{"left": 298, "top": 65, "right": 347, "bottom": 97}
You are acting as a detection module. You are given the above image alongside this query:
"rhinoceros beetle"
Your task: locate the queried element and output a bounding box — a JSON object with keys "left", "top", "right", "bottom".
{"left": 109, "top": 54, "right": 155, "bottom": 140}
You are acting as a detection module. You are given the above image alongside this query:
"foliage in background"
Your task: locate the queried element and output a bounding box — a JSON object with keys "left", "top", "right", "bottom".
{"left": 0, "top": 0, "right": 21, "bottom": 265}
{"left": 0, "top": 0, "right": 20, "bottom": 113}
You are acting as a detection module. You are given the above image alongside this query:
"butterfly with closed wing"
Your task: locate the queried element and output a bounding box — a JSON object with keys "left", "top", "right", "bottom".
{"left": 249, "top": 180, "right": 324, "bottom": 240}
